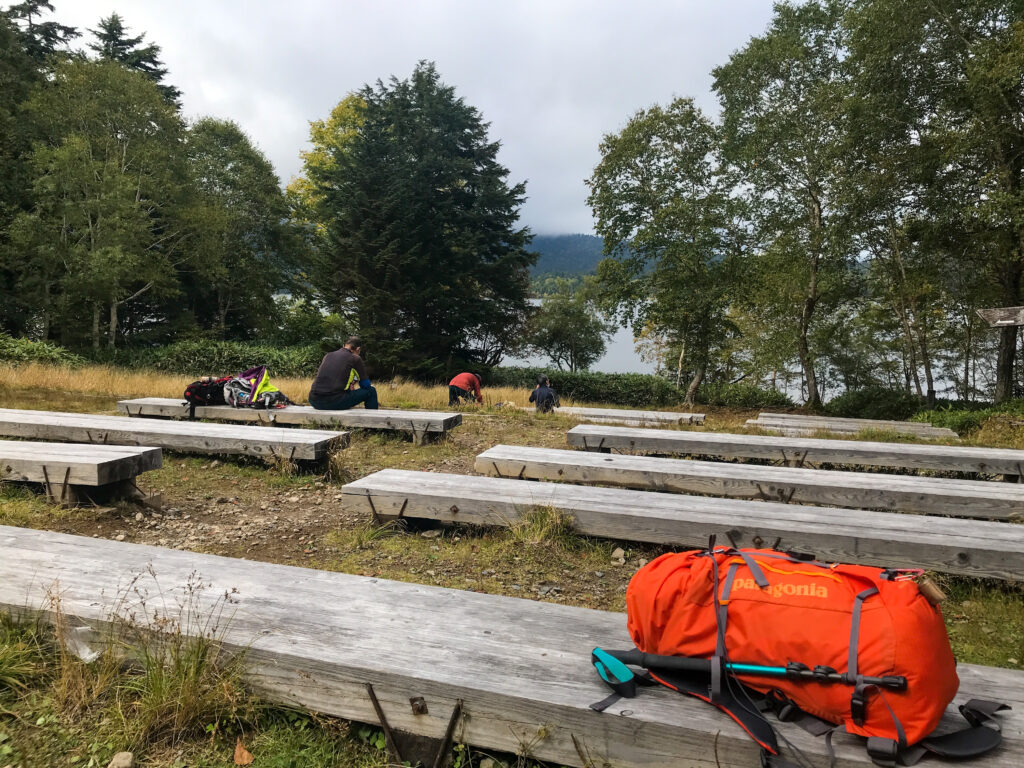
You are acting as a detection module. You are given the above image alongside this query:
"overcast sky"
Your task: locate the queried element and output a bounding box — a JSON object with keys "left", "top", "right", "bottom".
{"left": 51, "top": 1, "right": 775, "bottom": 234}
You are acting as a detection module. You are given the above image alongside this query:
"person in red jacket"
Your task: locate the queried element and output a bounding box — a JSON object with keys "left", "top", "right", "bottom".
{"left": 448, "top": 372, "right": 482, "bottom": 406}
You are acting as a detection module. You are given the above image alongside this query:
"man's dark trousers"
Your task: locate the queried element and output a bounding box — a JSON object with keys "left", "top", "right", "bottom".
{"left": 309, "top": 386, "right": 379, "bottom": 410}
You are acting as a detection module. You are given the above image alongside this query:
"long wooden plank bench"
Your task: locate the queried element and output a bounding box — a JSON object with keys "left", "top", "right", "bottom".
{"left": 748, "top": 415, "right": 958, "bottom": 440}
{"left": 567, "top": 424, "right": 1024, "bottom": 477}
{"left": 342, "top": 469, "right": 1024, "bottom": 580}
{"left": 0, "top": 440, "right": 161, "bottom": 504}
{"left": 117, "top": 397, "right": 461, "bottom": 445}
{"left": 760, "top": 412, "right": 943, "bottom": 430}
{"left": 475, "top": 445, "right": 1024, "bottom": 520}
{"left": 521, "top": 405, "right": 705, "bottom": 427}
{"left": 0, "top": 526, "right": 1018, "bottom": 768}
{"left": 0, "top": 408, "right": 346, "bottom": 461}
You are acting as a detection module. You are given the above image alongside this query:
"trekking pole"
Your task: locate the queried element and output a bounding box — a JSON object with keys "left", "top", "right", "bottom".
{"left": 594, "top": 648, "right": 907, "bottom": 691}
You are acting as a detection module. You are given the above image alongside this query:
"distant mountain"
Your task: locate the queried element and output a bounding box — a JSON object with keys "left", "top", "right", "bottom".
{"left": 530, "top": 234, "right": 605, "bottom": 274}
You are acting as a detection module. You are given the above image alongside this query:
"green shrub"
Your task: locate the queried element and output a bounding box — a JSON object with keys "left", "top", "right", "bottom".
{"left": 488, "top": 366, "right": 684, "bottom": 406}
{"left": 825, "top": 387, "right": 922, "bottom": 421}
{"left": 913, "top": 408, "right": 990, "bottom": 436}
{"left": 122, "top": 341, "right": 324, "bottom": 378}
{"left": 0, "top": 334, "right": 85, "bottom": 366}
{"left": 696, "top": 381, "right": 793, "bottom": 409}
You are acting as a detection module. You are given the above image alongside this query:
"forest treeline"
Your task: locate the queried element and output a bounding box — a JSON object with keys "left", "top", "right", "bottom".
{"left": 1, "top": 1, "right": 1022, "bottom": 403}
{"left": 589, "top": 0, "right": 1024, "bottom": 405}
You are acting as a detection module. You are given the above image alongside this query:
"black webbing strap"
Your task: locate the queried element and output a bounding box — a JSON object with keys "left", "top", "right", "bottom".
{"left": 847, "top": 586, "right": 879, "bottom": 726}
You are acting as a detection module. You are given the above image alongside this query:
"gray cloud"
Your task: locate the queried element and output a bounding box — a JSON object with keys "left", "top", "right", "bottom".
{"left": 54, "top": 0, "right": 774, "bottom": 234}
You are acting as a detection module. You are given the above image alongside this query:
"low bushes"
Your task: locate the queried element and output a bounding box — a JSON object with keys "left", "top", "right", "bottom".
{"left": 696, "top": 381, "right": 793, "bottom": 409}
{"left": 824, "top": 387, "right": 923, "bottom": 421}
{"left": 0, "top": 334, "right": 85, "bottom": 367}
{"left": 120, "top": 341, "right": 325, "bottom": 378}
{"left": 488, "top": 366, "right": 684, "bottom": 406}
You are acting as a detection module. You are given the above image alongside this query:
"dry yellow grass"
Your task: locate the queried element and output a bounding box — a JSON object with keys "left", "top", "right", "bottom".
{"left": 0, "top": 363, "right": 553, "bottom": 410}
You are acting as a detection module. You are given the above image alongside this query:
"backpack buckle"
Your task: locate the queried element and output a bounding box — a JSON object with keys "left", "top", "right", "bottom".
{"left": 851, "top": 689, "right": 867, "bottom": 726}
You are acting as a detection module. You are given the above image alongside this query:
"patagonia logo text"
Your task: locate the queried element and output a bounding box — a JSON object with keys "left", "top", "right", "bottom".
{"left": 733, "top": 578, "right": 828, "bottom": 599}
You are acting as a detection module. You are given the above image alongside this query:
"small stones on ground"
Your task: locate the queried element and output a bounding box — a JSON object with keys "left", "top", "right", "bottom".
{"left": 610, "top": 547, "right": 626, "bottom": 566}
{"left": 115, "top": 533, "right": 126, "bottom": 542}
{"left": 480, "top": 758, "right": 497, "bottom": 768}
{"left": 134, "top": 512, "right": 143, "bottom": 522}
{"left": 107, "top": 753, "right": 134, "bottom": 768}
{"left": 1009, "top": 658, "right": 1019, "bottom": 665}
{"left": 637, "top": 558, "right": 649, "bottom": 568}
{"left": 420, "top": 529, "right": 441, "bottom": 539}
{"left": 287, "top": 496, "right": 300, "bottom": 503}
{"left": 594, "top": 570, "right": 605, "bottom": 578}
{"left": 511, "top": 584, "right": 521, "bottom": 590}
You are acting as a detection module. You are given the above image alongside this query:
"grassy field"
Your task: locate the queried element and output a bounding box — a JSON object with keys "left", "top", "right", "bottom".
{"left": 0, "top": 363, "right": 1022, "bottom": 767}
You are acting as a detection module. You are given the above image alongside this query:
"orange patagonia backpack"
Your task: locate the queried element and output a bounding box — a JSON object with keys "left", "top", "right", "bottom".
{"left": 590, "top": 545, "right": 1009, "bottom": 767}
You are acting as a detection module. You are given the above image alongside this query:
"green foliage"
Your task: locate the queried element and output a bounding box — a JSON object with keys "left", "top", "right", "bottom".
{"left": 522, "top": 278, "right": 612, "bottom": 371}
{"left": 697, "top": 381, "right": 793, "bottom": 409}
{"left": 530, "top": 234, "right": 604, "bottom": 274}
{"left": 825, "top": 387, "right": 922, "bottom": 421}
{"left": 0, "top": 333, "right": 84, "bottom": 366}
{"left": 125, "top": 341, "right": 324, "bottom": 378}
{"left": 89, "top": 12, "right": 180, "bottom": 105}
{"left": 490, "top": 366, "right": 683, "bottom": 407}
{"left": 304, "top": 61, "right": 535, "bottom": 378}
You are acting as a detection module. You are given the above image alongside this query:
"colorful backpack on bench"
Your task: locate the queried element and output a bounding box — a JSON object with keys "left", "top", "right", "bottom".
{"left": 591, "top": 544, "right": 1008, "bottom": 767}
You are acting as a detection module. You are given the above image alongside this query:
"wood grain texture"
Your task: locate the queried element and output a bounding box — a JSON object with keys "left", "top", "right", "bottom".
{"left": 475, "top": 445, "right": 1024, "bottom": 520}
{"left": 0, "top": 408, "right": 347, "bottom": 460}
{"left": 117, "top": 397, "right": 462, "bottom": 437}
{"left": 567, "top": 424, "right": 1024, "bottom": 477}
{"left": 518, "top": 406, "right": 704, "bottom": 427}
{"left": 748, "top": 418, "right": 958, "bottom": 440}
{"left": 0, "top": 441, "right": 162, "bottom": 485}
{"left": 758, "top": 413, "right": 941, "bottom": 429}
{"left": 0, "top": 525, "right": 1019, "bottom": 768}
{"left": 343, "top": 469, "right": 1024, "bottom": 580}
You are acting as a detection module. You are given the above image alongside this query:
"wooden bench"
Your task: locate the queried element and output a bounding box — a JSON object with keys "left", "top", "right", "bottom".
{"left": 519, "top": 405, "right": 704, "bottom": 427}
{"left": 0, "top": 408, "right": 346, "bottom": 461}
{"left": 117, "top": 397, "right": 461, "bottom": 445}
{"left": 567, "top": 424, "right": 1024, "bottom": 477}
{"left": 748, "top": 413, "right": 958, "bottom": 439}
{"left": 342, "top": 469, "right": 1024, "bottom": 580}
{"left": 475, "top": 445, "right": 1024, "bottom": 520}
{"left": 0, "top": 440, "right": 161, "bottom": 504}
{"left": 1, "top": 525, "right": 1018, "bottom": 768}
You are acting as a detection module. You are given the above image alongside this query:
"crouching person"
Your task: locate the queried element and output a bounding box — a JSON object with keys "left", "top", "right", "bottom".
{"left": 308, "top": 336, "right": 379, "bottom": 410}
{"left": 529, "top": 375, "right": 560, "bottom": 413}
{"left": 449, "top": 372, "right": 483, "bottom": 406}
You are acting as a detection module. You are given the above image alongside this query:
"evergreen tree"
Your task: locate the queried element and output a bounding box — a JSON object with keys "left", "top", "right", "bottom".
{"left": 89, "top": 12, "right": 181, "bottom": 106}
{"left": 307, "top": 62, "right": 535, "bottom": 378}
{"left": 1, "top": 1, "right": 77, "bottom": 63}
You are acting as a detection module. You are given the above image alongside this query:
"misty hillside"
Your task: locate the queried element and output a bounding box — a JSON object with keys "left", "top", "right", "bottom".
{"left": 531, "top": 234, "right": 604, "bottom": 274}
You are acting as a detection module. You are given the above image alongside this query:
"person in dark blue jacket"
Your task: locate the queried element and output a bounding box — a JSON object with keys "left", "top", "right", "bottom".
{"left": 529, "top": 375, "right": 560, "bottom": 413}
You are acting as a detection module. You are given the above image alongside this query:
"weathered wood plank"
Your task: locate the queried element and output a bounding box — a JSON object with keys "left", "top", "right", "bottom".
{"left": 0, "top": 525, "right": 1019, "bottom": 768}
{"left": 475, "top": 445, "right": 1024, "bottom": 520}
{"left": 748, "top": 417, "right": 958, "bottom": 439}
{"left": 0, "top": 408, "right": 347, "bottom": 460}
{"left": 758, "top": 413, "right": 939, "bottom": 429}
{"left": 567, "top": 424, "right": 1024, "bottom": 477}
{"left": 978, "top": 306, "right": 1024, "bottom": 327}
{"left": 117, "top": 397, "right": 462, "bottom": 440}
{"left": 519, "top": 406, "right": 705, "bottom": 427}
{"left": 0, "top": 440, "right": 162, "bottom": 486}
{"left": 343, "top": 469, "right": 1024, "bottom": 580}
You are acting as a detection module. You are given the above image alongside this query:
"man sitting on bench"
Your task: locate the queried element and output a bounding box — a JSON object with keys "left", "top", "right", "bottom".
{"left": 308, "top": 336, "right": 379, "bottom": 410}
{"left": 449, "top": 372, "right": 483, "bottom": 406}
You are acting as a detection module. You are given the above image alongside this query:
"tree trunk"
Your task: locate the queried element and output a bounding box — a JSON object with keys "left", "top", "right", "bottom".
{"left": 913, "top": 316, "right": 935, "bottom": 405}
{"left": 684, "top": 365, "right": 705, "bottom": 407}
{"left": 963, "top": 310, "right": 973, "bottom": 401}
{"left": 675, "top": 342, "right": 686, "bottom": 389}
{"left": 800, "top": 197, "right": 823, "bottom": 409}
{"left": 108, "top": 301, "right": 118, "bottom": 350}
{"left": 92, "top": 306, "right": 101, "bottom": 351}
{"left": 993, "top": 265, "right": 1022, "bottom": 404}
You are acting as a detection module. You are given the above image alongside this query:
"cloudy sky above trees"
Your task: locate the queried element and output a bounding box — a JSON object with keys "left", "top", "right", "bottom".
{"left": 56, "top": 0, "right": 774, "bottom": 234}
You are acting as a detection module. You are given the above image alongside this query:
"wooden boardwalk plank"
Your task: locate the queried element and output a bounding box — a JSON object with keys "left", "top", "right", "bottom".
{"left": 748, "top": 418, "right": 958, "bottom": 440}
{"left": 118, "top": 397, "right": 461, "bottom": 444}
{"left": 758, "top": 413, "right": 940, "bottom": 429}
{"left": 0, "top": 408, "right": 347, "bottom": 460}
{"left": 343, "top": 469, "right": 1024, "bottom": 580}
{"left": 475, "top": 445, "right": 1024, "bottom": 520}
{"left": 0, "top": 525, "right": 1019, "bottom": 768}
{"left": 519, "top": 406, "right": 704, "bottom": 427}
{"left": 567, "top": 424, "right": 1024, "bottom": 477}
{"left": 0, "top": 440, "right": 161, "bottom": 486}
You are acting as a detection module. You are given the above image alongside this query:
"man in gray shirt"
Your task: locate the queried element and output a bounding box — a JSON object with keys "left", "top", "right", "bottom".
{"left": 308, "top": 337, "right": 379, "bottom": 410}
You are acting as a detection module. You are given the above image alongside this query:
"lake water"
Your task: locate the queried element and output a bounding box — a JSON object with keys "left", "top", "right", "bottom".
{"left": 503, "top": 321, "right": 656, "bottom": 374}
